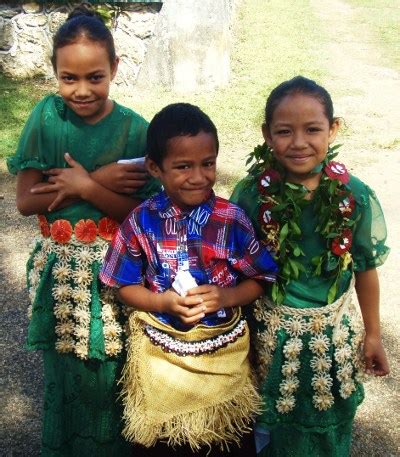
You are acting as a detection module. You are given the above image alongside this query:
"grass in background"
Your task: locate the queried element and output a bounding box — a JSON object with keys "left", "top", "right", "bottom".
{"left": 0, "top": 75, "right": 54, "bottom": 160}
{"left": 122, "top": 0, "right": 329, "bottom": 194}
{"left": 346, "top": 0, "right": 400, "bottom": 72}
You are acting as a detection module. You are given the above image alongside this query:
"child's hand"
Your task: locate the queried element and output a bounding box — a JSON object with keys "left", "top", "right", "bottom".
{"left": 32, "top": 153, "right": 92, "bottom": 211}
{"left": 91, "top": 162, "right": 149, "bottom": 194}
{"left": 186, "top": 285, "right": 227, "bottom": 315}
{"left": 363, "top": 334, "right": 390, "bottom": 376}
{"left": 160, "top": 289, "right": 206, "bottom": 325}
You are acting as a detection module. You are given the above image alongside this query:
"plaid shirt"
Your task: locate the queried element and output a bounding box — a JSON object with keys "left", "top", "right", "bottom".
{"left": 100, "top": 190, "right": 277, "bottom": 327}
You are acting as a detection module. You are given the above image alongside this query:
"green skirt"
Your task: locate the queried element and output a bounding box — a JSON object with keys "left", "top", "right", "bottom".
{"left": 41, "top": 349, "right": 131, "bottom": 457}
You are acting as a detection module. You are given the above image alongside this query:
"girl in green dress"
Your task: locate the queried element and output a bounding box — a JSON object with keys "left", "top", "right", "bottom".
{"left": 230, "top": 76, "right": 390, "bottom": 457}
{"left": 7, "top": 6, "right": 158, "bottom": 456}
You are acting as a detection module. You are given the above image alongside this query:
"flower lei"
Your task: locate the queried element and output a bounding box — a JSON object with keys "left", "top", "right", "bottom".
{"left": 246, "top": 143, "right": 358, "bottom": 304}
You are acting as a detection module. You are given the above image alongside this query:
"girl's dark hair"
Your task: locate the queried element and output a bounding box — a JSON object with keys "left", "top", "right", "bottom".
{"left": 264, "top": 76, "right": 335, "bottom": 128}
{"left": 147, "top": 103, "right": 219, "bottom": 168}
{"left": 51, "top": 4, "right": 116, "bottom": 70}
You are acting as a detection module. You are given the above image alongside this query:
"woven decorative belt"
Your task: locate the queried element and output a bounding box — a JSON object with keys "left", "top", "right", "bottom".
{"left": 253, "top": 277, "right": 365, "bottom": 413}
{"left": 37, "top": 215, "right": 119, "bottom": 244}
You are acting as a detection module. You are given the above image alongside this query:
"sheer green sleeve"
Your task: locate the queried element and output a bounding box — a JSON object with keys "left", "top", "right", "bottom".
{"left": 7, "top": 95, "right": 59, "bottom": 175}
{"left": 351, "top": 181, "right": 390, "bottom": 271}
{"left": 230, "top": 177, "right": 261, "bottom": 234}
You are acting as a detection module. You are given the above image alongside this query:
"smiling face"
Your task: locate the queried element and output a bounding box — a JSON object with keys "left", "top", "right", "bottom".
{"left": 147, "top": 131, "right": 217, "bottom": 210}
{"left": 55, "top": 38, "right": 118, "bottom": 124}
{"left": 262, "top": 93, "right": 339, "bottom": 185}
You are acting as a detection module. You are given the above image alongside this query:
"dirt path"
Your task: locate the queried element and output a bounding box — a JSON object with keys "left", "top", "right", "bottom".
{"left": 1, "top": 1, "right": 399, "bottom": 455}
{"left": 313, "top": 1, "right": 400, "bottom": 455}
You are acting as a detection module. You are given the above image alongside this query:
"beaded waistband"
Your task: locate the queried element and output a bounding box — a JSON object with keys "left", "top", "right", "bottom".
{"left": 37, "top": 215, "right": 119, "bottom": 244}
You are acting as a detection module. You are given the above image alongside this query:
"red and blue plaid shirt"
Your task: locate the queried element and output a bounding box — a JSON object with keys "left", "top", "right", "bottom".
{"left": 100, "top": 190, "right": 277, "bottom": 327}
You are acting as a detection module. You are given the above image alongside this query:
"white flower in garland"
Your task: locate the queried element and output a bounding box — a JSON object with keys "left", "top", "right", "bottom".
{"left": 29, "top": 269, "right": 40, "bottom": 288}
{"left": 55, "top": 337, "right": 74, "bottom": 353}
{"left": 253, "top": 302, "right": 265, "bottom": 322}
{"left": 73, "top": 267, "right": 93, "bottom": 286}
{"left": 76, "top": 246, "right": 96, "bottom": 265}
{"left": 101, "top": 303, "right": 117, "bottom": 321}
{"left": 311, "top": 373, "right": 333, "bottom": 392}
{"left": 100, "top": 287, "right": 117, "bottom": 305}
{"left": 103, "top": 322, "right": 122, "bottom": 339}
{"left": 285, "top": 316, "right": 307, "bottom": 337}
{"left": 53, "top": 262, "right": 72, "bottom": 283}
{"left": 72, "top": 288, "right": 91, "bottom": 305}
{"left": 33, "top": 252, "right": 47, "bottom": 270}
{"left": 105, "top": 339, "right": 123, "bottom": 356}
{"left": 340, "top": 380, "right": 356, "bottom": 399}
{"left": 281, "top": 360, "right": 300, "bottom": 377}
{"left": 313, "top": 392, "right": 334, "bottom": 411}
{"left": 56, "top": 245, "right": 73, "bottom": 262}
{"left": 266, "top": 310, "right": 282, "bottom": 330}
{"left": 73, "top": 305, "right": 91, "bottom": 325}
{"left": 41, "top": 238, "right": 53, "bottom": 254}
{"left": 52, "top": 283, "right": 72, "bottom": 301}
{"left": 276, "top": 395, "right": 296, "bottom": 414}
{"left": 310, "top": 355, "right": 332, "bottom": 373}
{"left": 55, "top": 319, "right": 75, "bottom": 336}
{"left": 309, "top": 334, "right": 330, "bottom": 354}
{"left": 337, "top": 362, "right": 353, "bottom": 382}
{"left": 309, "top": 314, "right": 328, "bottom": 334}
{"left": 75, "top": 341, "right": 89, "bottom": 359}
{"left": 27, "top": 305, "right": 33, "bottom": 320}
{"left": 333, "top": 326, "right": 350, "bottom": 345}
{"left": 54, "top": 302, "right": 72, "bottom": 319}
{"left": 279, "top": 377, "right": 300, "bottom": 395}
{"left": 283, "top": 338, "right": 303, "bottom": 360}
{"left": 335, "top": 343, "right": 352, "bottom": 364}
{"left": 74, "top": 325, "right": 90, "bottom": 340}
{"left": 260, "top": 330, "right": 277, "bottom": 351}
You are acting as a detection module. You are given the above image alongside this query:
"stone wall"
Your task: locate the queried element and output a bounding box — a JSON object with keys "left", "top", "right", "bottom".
{"left": 0, "top": 1, "right": 236, "bottom": 91}
{"left": 0, "top": 2, "right": 160, "bottom": 87}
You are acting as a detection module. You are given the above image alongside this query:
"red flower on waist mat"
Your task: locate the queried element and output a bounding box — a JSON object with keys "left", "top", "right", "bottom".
{"left": 324, "top": 161, "right": 350, "bottom": 184}
{"left": 50, "top": 219, "right": 73, "bottom": 244}
{"left": 331, "top": 229, "right": 353, "bottom": 256}
{"left": 74, "top": 219, "right": 97, "bottom": 243}
{"left": 38, "top": 215, "right": 50, "bottom": 238}
{"left": 98, "top": 217, "right": 119, "bottom": 241}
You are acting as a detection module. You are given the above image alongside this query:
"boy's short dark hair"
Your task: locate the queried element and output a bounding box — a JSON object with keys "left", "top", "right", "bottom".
{"left": 147, "top": 103, "right": 219, "bottom": 168}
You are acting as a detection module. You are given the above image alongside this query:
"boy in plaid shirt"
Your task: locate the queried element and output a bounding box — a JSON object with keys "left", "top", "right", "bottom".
{"left": 100, "top": 103, "right": 277, "bottom": 456}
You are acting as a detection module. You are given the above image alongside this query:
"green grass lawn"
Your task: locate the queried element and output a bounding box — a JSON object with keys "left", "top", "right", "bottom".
{"left": 1, "top": 0, "right": 399, "bottom": 192}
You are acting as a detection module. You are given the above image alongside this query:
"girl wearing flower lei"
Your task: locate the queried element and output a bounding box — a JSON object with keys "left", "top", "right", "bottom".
{"left": 230, "top": 76, "right": 390, "bottom": 457}
{"left": 7, "top": 6, "right": 159, "bottom": 456}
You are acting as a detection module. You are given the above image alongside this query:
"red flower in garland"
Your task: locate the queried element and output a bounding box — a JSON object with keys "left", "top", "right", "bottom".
{"left": 258, "top": 168, "right": 281, "bottom": 193}
{"left": 324, "top": 161, "right": 350, "bottom": 184}
{"left": 331, "top": 228, "right": 353, "bottom": 256}
{"left": 74, "top": 219, "right": 97, "bottom": 243}
{"left": 50, "top": 219, "right": 73, "bottom": 244}
{"left": 38, "top": 215, "right": 50, "bottom": 237}
{"left": 338, "top": 195, "right": 355, "bottom": 217}
{"left": 98, "top": 217, "right": 119, "bottom": 241}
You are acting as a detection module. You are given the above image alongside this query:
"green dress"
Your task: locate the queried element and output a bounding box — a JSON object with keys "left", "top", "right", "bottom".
{"left": 7, "top": 95, "right": 159, "bottom": 456}
{"left": 231, "top": 174, "right": 389, "bottom": 457}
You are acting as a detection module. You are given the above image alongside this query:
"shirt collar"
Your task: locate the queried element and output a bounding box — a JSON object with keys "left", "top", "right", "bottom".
{"left": 152, "top": 190, "right": 215, "bottom": 227}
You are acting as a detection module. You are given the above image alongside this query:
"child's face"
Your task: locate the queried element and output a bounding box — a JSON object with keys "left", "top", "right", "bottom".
{"left": 148, "top": 132, "right": 217, "bottom": 210}
{"left": 262, "top": 93, "right": 339, "bottom": 183}
{"left": 55, "top": 38, "right": 118, "bottom": 124}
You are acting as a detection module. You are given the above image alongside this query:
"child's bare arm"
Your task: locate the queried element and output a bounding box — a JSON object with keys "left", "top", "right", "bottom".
{"left": 186, "top": 279, "right": 265, "bottom": 315}
{"left": 355, "top": 268, "right": 390, "bottom": 376}
{"left": 16, "top": 168, "right": 77, "bottom": 216}
{"left": 117, "top": 285, "right": 206, "bottom": 325}
{"left": 90, "top": 162, "right": 149, "bottom": 194}
{"left": 31, "top": 153, "right": 142, "bottom": 222}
